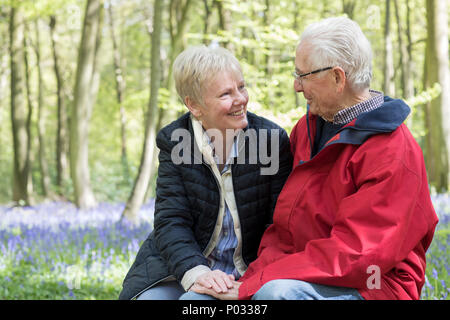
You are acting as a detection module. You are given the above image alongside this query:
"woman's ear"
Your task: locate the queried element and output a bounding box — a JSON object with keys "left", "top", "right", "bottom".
{"left": 185, "top": 96, "right": 202, "bottom": 118}
{"left": 333, "top": 66, "right": 346, "bottom": 93}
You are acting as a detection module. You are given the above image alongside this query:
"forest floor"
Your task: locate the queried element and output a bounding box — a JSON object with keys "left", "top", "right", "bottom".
{"left": 0, "top": 196, "right": 448, "bottom": 300}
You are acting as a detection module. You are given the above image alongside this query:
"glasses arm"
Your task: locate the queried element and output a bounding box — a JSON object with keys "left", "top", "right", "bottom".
{"left": 303, "top": 67, "right": 333, "bottom": 77}
{"left": 293, "top": 66, "right": 333, "bottom": 79}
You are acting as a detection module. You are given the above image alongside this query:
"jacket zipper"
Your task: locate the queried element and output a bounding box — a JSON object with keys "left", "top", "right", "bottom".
{"left": 201, "top": 161, "right": 224, "bottom": 256}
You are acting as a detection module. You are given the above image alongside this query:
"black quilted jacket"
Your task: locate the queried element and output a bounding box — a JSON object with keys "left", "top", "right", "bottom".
{"left": 119, "top": 112, "right": 292, "bottom": 300}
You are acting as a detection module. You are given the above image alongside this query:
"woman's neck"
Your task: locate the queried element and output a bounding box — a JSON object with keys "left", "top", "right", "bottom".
{"left": 210, "top": 129, "right": 237, "bottom": 166}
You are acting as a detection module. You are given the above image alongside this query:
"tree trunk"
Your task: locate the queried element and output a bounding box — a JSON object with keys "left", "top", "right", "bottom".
{"left": 34, "top": 20, "right": 51, "bottom": 198}
{"left": 50, "top": 16, "right": 70, "bottom": 193}
{"left": 342, "top": 0, "right": 356, "bottom": 19}
{"left": 121, "top": 0, "right": 163, "bottom": 223}
{"left": 393, "top": 0, "right": 406, "bottom": 98}
{"left": 293, "top": 0, "right": 301, "bottom": 109}
{"left": 423, "top": 0, "right": 449, "bottom": 192}
{"left": 404, "top": 0, "right": 415, "bottom": 128}
{"left": 70, "top": 0, "right": 103, "bottom": 209}
{"left": 202, "top": 0, "right": 211, "bottom": 45}
{"left": 383, "top": 0, "right": 395, "bottom": 96}
{"left": 147, "top": 0, "right": 192, "bottom": 199}
{"left": 263, "top": 0, "right": 274, "bottom": 107}
{"left": 10, "top": 6, "right": 30, "bottom": 205}
{"left": 166, "top": 0, "right": 192, "bottom": 119}
{"left": 214, "top": 0, "right": 233, "bottom": 51}
{"left": 23, "top": 24, "right": 35, "bottom": 202}
{"left": 434, "top": 0, "right": 450, "bottom": 190}
{"left": 167, "top": 0, "right": 192, "bottom": 93}
{"left": 107, "top": 3, "right": 130, "bottom": 180}
{"left": 404, "top": 0, "right": 414, "bottom": 99}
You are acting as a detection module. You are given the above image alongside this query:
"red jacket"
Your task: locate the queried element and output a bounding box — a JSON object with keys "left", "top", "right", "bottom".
{"left": 239, "top": 97, "right": 438, "bottom": 300}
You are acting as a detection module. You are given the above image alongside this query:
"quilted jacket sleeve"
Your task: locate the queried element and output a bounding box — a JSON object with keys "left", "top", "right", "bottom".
{"left": 153, "top": 129, "right": 209, "bottom": 284}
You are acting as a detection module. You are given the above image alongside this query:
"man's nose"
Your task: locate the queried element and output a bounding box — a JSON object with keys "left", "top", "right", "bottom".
{"left": 294, "top": 79, "right": 303, "bottom": 92}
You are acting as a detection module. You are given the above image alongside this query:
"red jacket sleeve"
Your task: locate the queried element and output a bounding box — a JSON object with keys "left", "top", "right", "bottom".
{"left": 239, "top": 158, "right": 435, "bottom": 299}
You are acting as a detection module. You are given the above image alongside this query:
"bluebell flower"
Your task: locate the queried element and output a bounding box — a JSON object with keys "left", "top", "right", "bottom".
{"left": 432, "top": 268, "right": 439, "bottom": 279}
{"left": 424, "top": 275, "right": 434, "bottom": 291}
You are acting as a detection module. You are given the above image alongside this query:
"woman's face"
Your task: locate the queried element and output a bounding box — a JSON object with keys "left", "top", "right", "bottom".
{"left": 190, "top": 70, "right": 249, "bottom": 134}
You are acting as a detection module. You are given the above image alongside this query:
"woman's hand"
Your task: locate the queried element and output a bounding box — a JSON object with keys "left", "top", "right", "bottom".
{"left": 192, "top": 270, "right": 235, "bottom": 293}
{"left": 191, "top": 281, "right": 241, "bottom": 300}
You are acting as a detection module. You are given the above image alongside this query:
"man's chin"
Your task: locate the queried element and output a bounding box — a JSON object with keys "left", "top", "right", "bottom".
{"left": 308, "top": 104, "right": 318, "bottom": 115}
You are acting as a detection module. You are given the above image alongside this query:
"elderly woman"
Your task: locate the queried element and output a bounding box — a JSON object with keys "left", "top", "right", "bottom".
{"left": 118, "top": 46, "right": 292, "bottom": 300}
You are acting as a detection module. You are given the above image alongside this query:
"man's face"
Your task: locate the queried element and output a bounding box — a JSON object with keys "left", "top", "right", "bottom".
{"left": 294, "top": 43, "right": 340, "bottom": 121}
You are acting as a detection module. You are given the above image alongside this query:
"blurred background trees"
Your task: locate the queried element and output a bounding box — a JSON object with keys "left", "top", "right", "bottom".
{"left": 0, "top": 0, "right": 449, "bottom": 219}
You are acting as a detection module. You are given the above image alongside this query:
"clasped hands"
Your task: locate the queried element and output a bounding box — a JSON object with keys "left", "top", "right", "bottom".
{"left": 190, "top": 270, "right": 241, "bottom": 300}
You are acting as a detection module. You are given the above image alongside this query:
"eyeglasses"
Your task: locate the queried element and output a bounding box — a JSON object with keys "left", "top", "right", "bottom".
{"left": 292, "top": 67, "right": 333, "bottom": 85}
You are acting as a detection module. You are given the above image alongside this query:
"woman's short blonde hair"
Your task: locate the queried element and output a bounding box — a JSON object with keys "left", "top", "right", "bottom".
{"left": 173, "top": 45, "right": 243, "bottom": 106}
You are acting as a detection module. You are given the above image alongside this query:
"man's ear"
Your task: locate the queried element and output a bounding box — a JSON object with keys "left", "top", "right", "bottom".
{"left": 333, "top": 66, "right": 346, "bottom": 93}
{"left": 185, "top": 96, "right": 202, "bottom": 118}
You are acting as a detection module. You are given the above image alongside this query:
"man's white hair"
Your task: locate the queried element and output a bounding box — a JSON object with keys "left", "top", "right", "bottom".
{"left": 299, "top": 17, "right": 373, "bottom": 92}
{"left": 173, "top": 45, "right": 243, "bottom": 106}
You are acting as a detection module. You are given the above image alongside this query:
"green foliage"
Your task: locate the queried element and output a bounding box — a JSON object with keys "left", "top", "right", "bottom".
{"left": 0, "top": 0, "right": 448, "bottom": 301}
{"left": 0, "top": 0, "right": 447, "bottom": 202}
{"left": 90, "top": 160, "right": 137, "bottom": 203}
{"left": 421, "top": 227, "right": 450, "bottom": 300}
{"left": 406, "top": 83, "right": 442, "bottom": 108}
{"left": 0, "top": 195, "right": 448, "bottom": 300}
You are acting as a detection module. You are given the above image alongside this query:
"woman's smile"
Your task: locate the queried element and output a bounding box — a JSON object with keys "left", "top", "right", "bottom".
{"left": 228, "top": 106, "right": 245, "bottom": 117}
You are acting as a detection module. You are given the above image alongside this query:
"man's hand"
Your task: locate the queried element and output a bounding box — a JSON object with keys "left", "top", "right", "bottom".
{"left": 191, "top": 281, "right": 241, "bottom": 300}
{"left": 193, "top": 270, "right": 235, "bottom": 293}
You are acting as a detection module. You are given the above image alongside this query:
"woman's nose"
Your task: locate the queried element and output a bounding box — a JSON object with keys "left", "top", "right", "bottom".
{"left": 234, "top": 89, "right": 248, "bottom": 104}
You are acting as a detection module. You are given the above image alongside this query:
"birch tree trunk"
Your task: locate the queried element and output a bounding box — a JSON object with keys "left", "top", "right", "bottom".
{"left": 34, "top": 20, "right": 51, "bottom": 197}
{"left": 404, "top": 0, "right": 414, "bottom": 100}
{"left": 121, "top": 0, "right": 163, "bottom": 222}
{"left": 342, "top": 0, "right": 356, "bottom": 19}
{"left": 434, "top": 0, "right": 450, "bottom": 190}
{"left": 202, "top": 0, "right": 212, "bottom": 45}
{"left": 383, "top": 0, "right": 395, "bottom": 96}
{"left": 10, "top": 6, "right": 30, "bottom": 205}
{"left": 424, "top": 0, "right": 449, "bottom": 192}
{"left": 107, "top": 3, "right": 129, "bottom": 180}
{"left": 214, "top": 0, "right": 233, "bottom": 51}
{"left": 50, "top": 16, "right": 70, "bottom": 192}
{"left": 70, "top": 0, "right": 103, "bottom": 209}
{"left": 393, "top": 0, "right": 406, "bottom": 98}
{"left": 141, "top": 0, "right": 192, "bottom": 202}
{"left": 23, "top": 24, "right": 34, "bottom": 202}
{"left": 404, "top": 0, "right": 415, "bottom": 128}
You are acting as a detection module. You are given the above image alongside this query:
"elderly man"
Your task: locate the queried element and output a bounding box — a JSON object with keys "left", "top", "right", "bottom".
{"left": 192, "top": 17, "right": 438, "bottom": 300}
